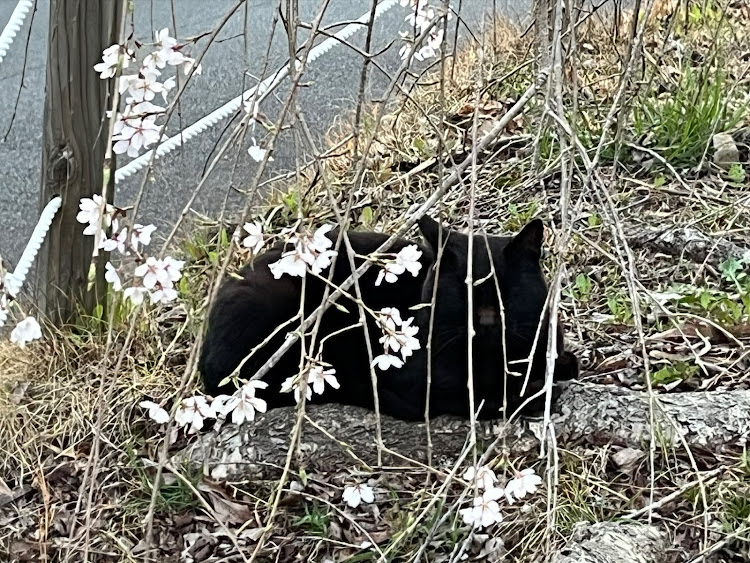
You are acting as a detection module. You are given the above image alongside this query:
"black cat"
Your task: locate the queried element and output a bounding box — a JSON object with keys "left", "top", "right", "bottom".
{"left": 199, "top": 216, "right": 578, "bottom": 421}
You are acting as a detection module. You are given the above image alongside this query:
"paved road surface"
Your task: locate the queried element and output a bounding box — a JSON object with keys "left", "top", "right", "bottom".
{"left": 0, "top": 0, "right": 530, "bottom": 266}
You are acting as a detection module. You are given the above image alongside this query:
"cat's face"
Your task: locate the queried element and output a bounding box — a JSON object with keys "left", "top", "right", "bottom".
{"left": 417, "top": 216, "right": 551, "bottom": 415}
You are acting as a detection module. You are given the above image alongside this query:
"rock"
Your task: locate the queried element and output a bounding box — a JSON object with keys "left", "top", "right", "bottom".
{"left": 712, "top": 133, "right": 739, "bottom": 168}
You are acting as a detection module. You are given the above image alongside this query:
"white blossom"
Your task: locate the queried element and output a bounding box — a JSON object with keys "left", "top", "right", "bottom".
{"left": 124, "top": 286, "right": 149, "bottom": 306}
{"left": 112, "top": 116, "right": 161, "bottom": 157}
{"left": 150, "top": 285, "right": 179, "bottom": 304}
{"left": 342, "top": 483, "right": 375, "bottom": 508}
{"left": 242, "top": 221, "right": 265, "bottom": 254}
{"left": 463, "top": 465, "right": 498, "bottom": 491}
{"left": 218, "top": 380, "right": 269, "bottom": 425}
{"left": 371, "top": 354, "right": 404, "bottom": 371}
{"left": 280, "top": 363, "right": 339, "bottom": 403}
{"left": 269, "top": 251, "right": 309, "bottom": 279}
{"left": 94, "top": 44, "right": 134, "bottom": 79}
{"left": 131, "top": 224, "right": 157, "bottom": 250}
{"left": 121, "top": 70, "right": 172, "bottom": 103}
{"left": 139, "top": 400, "right": 170, "bottom": 424}
{"left": 280, "top": 374, "right": 312, "bottom": 403}
{"left": 374, "top": 308, "right": 421, "bottom": 369}
{"left": 104, "top": 262, "right": 122, "bottom": 291}
{"left": 182, "top": 58, "right": 201, "bottom": 76}
{"left": 76, "top": 195, "right": 114, "bottom": 236}
{"left": 374, "top": 245, "right": 422, "bottom": 286}
{"left": 135, "top": 257, "right": 171, "bottom": 289}
{"left": 10, "top": 316, "right": 42, "bottom": 348}
{"left": 175, "top": 396, "right": 216, "bottom": 434}
{"left": 459, "top": 488, "right": 505, "bottom": 529}
{"left": 268, "top": 224, "right": 338, "bottom": 279}
{"left": 307, "top": 365, "right": 340, "bottom": 395}
{"left": 248, "top": 139, "right": 271, "bottom": 162}
{"left": 504, "top": 468, "right": 542, "bottom": 504}
{"left": 101, "top": 223, "right": 129, "bottom": 254}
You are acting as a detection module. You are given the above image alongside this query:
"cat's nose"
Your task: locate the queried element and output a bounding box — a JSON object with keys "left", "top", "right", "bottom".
{"left": 477, "top": 305, "right": 498, "bottom": 326}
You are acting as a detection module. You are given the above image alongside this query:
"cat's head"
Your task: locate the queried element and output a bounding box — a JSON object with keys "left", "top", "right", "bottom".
{"left": 417, "top": 215, "right": 555, "bottom": 416}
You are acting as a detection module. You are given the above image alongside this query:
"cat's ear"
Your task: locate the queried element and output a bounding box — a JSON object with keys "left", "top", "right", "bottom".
{"left": 418, "top": 215, "right": 451, "bottom": 251}
{"left": 507, "top": 218, "right": 544, "bottom": 258}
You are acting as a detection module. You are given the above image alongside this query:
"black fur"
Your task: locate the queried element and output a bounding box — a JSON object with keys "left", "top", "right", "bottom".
{"left": 199, "top": 217, "right": 578, "bottom": 420}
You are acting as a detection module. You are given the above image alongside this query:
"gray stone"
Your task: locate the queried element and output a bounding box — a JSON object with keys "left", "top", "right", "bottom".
{"left": 713, "top": 133, "right": 740, "bottom": 168}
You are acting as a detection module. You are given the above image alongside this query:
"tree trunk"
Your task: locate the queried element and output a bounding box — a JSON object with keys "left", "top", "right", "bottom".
{"left": 179, "top": 382, "right": 750, "bottom": 480}
{"left": 36, "top": 0, "right": 124, "bottom": 324}
{"left": 177, "top": 382, "right": 750, "bottom": 479}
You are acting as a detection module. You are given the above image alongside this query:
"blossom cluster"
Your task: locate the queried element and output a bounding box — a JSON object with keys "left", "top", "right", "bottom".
{"left": 399, "top": 0, "right": 448, "bottom": 62}
{"left": 76, "top": 196, "right": 183, "bottom": 306}
{"left": 140, "top": 379, "right": 270, "bottom": 435}
{"left": 281, "top": 360, "right": 340, "bottom": 403}
{"left": 371, "top": 307, "right": 421, "bottom": 371}
{"left": 94, "top": 29, "right": 200, "bottom": 158}
{"left": 374, "top": 244, "right": 423, "bottom": 286}
{"left": 268, "top": 224, "right": 338, "bottom": 279}
{"left": 459, "top": 464, "right": 543, "bottom": 529}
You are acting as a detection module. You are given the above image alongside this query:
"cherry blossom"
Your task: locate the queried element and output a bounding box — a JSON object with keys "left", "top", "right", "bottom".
{"left": 268, "top": 224, "right": 338, "bottom": 279}
{"left": 280, "top": 374, "right": 312, "bottom": 403}
{"left": 375, "top": 244, "right": 423, "bottom": 286}
{"left": 373, "top": 308, "right": 421, "bottom": 371}
{"left": 242, "top": 221, "right": 265, "bottom": 254}
{"left": 0, "top": 294, "right": 8, "bottom": 328}
{"left": 342, "top": 483, "right": 375, "bottom": 508}
{"left": 131, "top": 224, "right": 157, "bottom": 250}
{"left": 504, "top": 468, "right": 542, "bottom": 504}
{"left": 463, "top": 465, "right": 498, "bottom": 491}
{"left": 143, "top": 28, "right": 178, "bottom": 70}
{"left": 124, "top": 286, "right": 149, "bottom": 306}
{"left": 100, "top": 222, "right": 129, "bottom": 254}
{"left": 459, "top": 488, "right": 505, "bottom": 529}
{"left": 93, "top": 44, "right": 134, "bottom": 79}
{"left": 135, "top": 257, "right": 170, "bottom": 289}
{"left": 307, "top": 365, "right": 340, "bottom": 395}
{"left": 371, "top": 353, "right": 404, "bottom": 370}
{"left": 10, "top": 316, "right": 42, "bottom": 348}
{"left": 398, "top": 0, "right": 448, "bottom": 62}
{"left": 371, "top": 307, "right": 421, "bottom": 371}
{"left": 162, "top": 256, "right": 185, "bottom": 282}
{"left": 280, "top": 363, "right": 339, "bottom": 403}
{"left": 216, "top": 380, "right": 269, "bottom": 425}
{"left": 269, "top": 252, "right": 309, "bottom": 279}
{"left": 121, "top": 70, "right": 174, "bottom": 103}
{"left": 112, "top": 115, "right": 161, "bottom": 157}
{"left": 139, "top": 400, "right": 170, "bottom": 424}
{"left": 175, "top": 396, "right": 216, "bottom": 434}
{"left": 104, "top": 262, "right": 122, "bottom": 291}
{"left": 76, "top": 195, "right": 114, "bottom": 236}
{"left": 150, "top": 286, "right": 178, "bottom": 304}
{"left": 248, "top": 139, "right": 272, "bottom": 162}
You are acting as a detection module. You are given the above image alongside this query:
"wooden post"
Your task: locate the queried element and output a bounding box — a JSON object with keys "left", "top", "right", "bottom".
{"left": 36, "top": 0, "right": 125, "bottom": 324}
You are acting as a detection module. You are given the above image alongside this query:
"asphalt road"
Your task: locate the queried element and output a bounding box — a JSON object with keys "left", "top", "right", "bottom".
{"left": 0, "top": 0, "right": 530, "bottom": 266}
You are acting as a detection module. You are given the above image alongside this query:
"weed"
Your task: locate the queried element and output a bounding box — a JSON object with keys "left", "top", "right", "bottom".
{"left": 632, "top": 62, "right": 745, "bottom": 168}
{"left": 727, "top": 163, "right": 746, "bottom": 184}
{"left": 505, "top": 201, "right": 540, "bottom": 231}
{"left": 293, "top": 502, "right": 331, "bottom": 537}
{"left": 606, "top": 291, "right": 634, "bottom": 324}
{"left": 650, "top": 361, "right": 699, "bottom": 386}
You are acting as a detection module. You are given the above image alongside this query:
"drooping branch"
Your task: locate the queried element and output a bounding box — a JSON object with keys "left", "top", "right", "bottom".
{"left": 179, "top": 382, "right": 750, "bottom": 480}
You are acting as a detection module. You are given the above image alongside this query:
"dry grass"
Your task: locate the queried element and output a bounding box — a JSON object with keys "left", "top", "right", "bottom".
{"left": 2, "top": 1, "right": 750, "bottom": 561}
